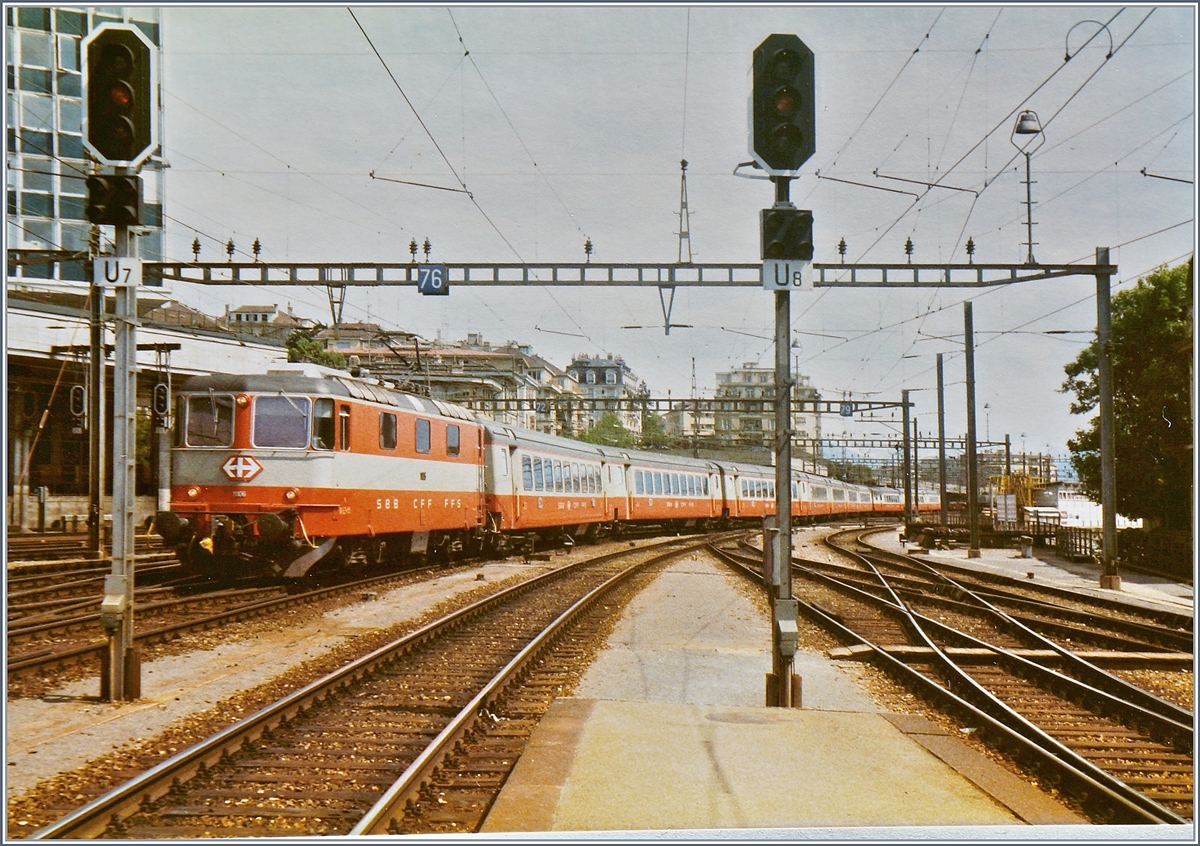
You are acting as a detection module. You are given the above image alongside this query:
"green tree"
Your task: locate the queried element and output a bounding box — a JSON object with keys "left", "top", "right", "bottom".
{"left": 1061, "top": 260, "right": 1193, "bottom": 529}
{"left": 577, "top": 413, "right": 637, "bottom": 448}
{"left": 827, "top": 460, "right": 877, "bottom": 486}
{"left": 639, "top": 412, "right": 670, "bottom": 449}
{"left": 286, "top": 329, "right": 347, "bottom": 369}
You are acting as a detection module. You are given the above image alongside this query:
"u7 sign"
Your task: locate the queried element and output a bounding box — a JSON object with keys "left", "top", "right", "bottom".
{"left": 417, "top": 264, "right": 449, "bottom": 296}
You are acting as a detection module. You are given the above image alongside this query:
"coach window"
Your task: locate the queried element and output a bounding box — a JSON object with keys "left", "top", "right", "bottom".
{"left": 635, "top": 471, "right": 644, "bottom": 495}
{"left": 253, "top": 396, "right": 311, "bottom": 448}
{"left": 652, "top": 472, "right": 662, "bottom": 496}
{"left": 415, "top": 418, "right": 430, "bottom": 454}
{"left": 533, "top": 458, "right": 543, "bottom": 490}
{"left": 522, "top": 456, "right": 533, "bottom": 491}
{"left": 338, "top": 405, "right": 351, "bottom": 450}
{"left": 185, "top": 393, "right": 234, "bottom": 447}
{"left": 379, "top": 411, "right": 397, "bottom": 450}
{"left": 554, "top": 461, "right": 563, "bottom": 492}
{"left": 446, "top": 424, "right": 460, "bottom": 456}
{"left": 312, "top": 398, "right": 334, "bottom": 450}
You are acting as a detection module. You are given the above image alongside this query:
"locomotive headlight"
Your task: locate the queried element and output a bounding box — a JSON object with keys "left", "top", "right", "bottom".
{"left": 187, "top": 486, "right": 201, "bottom": 498}
{"left": 235, "top": 394, "right": 249, "bottom": 407}
{"left": 284, "top": 488, "right": 298, "bottom": 501}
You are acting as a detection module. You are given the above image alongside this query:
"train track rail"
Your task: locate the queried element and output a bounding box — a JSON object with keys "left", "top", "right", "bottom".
{"left": 28, "top": 532, "right": 730, "bottom": 839}
{"left": 813, "top": 531, "right": 1194, "bottom": 666}
{"left": 846, "top": 528, "right": 1193, "bottom": 633}
{"left": 7, "top": 560, "right": 185, "bottom": 620}
{"left": 6, "top": 534, "right": 162, "bottom": 563}
{"left": 5, "top": 561, "right": 457, "bottom": 688}
{"left": 712, "top": 533, "right": 1194, "bottom": 825}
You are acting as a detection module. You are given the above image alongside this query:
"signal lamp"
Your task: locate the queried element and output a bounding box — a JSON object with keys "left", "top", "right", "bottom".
{"left": 83, "top": 25, "right": 155, "bottom": 167}
{"left": 751, "top": 34, "right": 815, "bottom": 173}
{"left": 761, "top": 208, "right": 814, "bottom": 261}
{"left": 85, "top": 174, "right": 140, "bottom": 226}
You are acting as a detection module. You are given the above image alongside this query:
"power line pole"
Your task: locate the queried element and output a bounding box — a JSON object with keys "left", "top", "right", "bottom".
{"left": 936, "top": 353, "right": 948, "bottom": 532}
{"left": 1096, "top": 246, "right": 1120, "bottom": 590}
{"left": 88, "top": 252, "right": 106, "bottom": 558}
{"left": 901, "top": 390, "right": 912, "bottom": 527}
{"left": 964, "top": 302, "right": 981, "bottom": 558}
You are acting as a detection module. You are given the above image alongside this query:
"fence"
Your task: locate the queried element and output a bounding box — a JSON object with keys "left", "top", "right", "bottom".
{"left": 1055, "top": 526, "right": 1101, "bottom": 561}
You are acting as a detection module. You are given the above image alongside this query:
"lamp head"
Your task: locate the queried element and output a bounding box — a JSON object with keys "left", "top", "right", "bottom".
{"left": 1014, "top": 110, "right": 1042, "bottom": 135}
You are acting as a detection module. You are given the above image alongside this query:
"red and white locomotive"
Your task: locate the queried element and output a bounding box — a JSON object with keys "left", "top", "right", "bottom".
{"left": 155, "top": 364, "right": 934, "bottom": 578}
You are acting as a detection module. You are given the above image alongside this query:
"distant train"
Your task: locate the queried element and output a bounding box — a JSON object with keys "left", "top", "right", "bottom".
{"left": 154, "top": 364, "right": 937, "bottom": 579}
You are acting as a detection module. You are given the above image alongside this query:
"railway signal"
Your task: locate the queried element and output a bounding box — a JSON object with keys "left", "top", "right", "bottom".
{"left": 82, "top": 24, "right": 158, "bottom": 168}
{"left": 760, "top": 207, "right": 813, "bottom": 261}
{"left": 751, "top": 33, "right": 815, "bottom": 174}
{"left": 85, "top": 174, "right": 140, "bottom": 226}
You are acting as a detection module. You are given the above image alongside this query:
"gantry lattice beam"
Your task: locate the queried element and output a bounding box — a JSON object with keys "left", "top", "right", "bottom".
{"left": 443, "top": 397, "right": 907, "bottom": 415}
{"left": 7, "top": 252, "right": 1115, "bottom": 290}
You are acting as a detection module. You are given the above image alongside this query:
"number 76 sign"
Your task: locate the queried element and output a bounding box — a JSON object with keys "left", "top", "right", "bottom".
{"left": 417, "top": 264, "right": 449, "bottom": 296}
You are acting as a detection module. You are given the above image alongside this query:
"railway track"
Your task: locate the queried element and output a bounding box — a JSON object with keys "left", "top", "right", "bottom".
{"left": 27, "top": 532, "right": 729, "bottom": 839}
{"left": 712, "top": 531, "right": 1194, "bottom": 825}
{"left": 6, "top": 534, "right": 161, "bottom": 563}
{"left": 5, "top": 561, "right": 454, "bottom": 690}
{"left": 7, "top": 559, "right": 184, "bottom": 619}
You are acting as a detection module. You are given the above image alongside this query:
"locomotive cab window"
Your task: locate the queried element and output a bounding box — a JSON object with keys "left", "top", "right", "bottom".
{"left": 337, "top": 405, "right": 350, "bottom": 450}
{"left": 253, "top": 396, "right": 311, "bottom": 448}
{"left": 415, "top": 418, "right": 430, "bottom": 454}
{"left": 379, "top": 411, "right": 397, "bottom": 450}
{"left": 184, "top": 393, "right": 234, "bottom": 447}
{"left": 446, "top": 424, "right": 460, "bottom": 456}
{"left": 312, "top": 398, "right": 334, "bottom": 450}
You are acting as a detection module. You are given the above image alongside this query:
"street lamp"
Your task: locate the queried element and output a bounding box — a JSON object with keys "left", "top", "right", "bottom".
{"left": 984, "top": 402, "right": 990, "bottom": 441}
{"left": 1010, "top": 109, "right": 1044, "bottom": 265}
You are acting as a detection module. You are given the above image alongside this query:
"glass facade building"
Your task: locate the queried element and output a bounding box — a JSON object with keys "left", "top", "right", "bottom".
{"left": 6, "top": 6, "right": 164, "bottom": 282}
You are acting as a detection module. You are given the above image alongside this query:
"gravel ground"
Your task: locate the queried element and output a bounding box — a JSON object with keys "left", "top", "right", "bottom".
{"left": 6, "top": 540, "right": 631, "bottom": 834}
{"left": 6, "top": 525, "right": 1184, "bottom": 833}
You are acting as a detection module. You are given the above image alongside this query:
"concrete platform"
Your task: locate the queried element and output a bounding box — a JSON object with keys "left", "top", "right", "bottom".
{"left": 483, "top": 699, "right": 1083, "bottom": 832}
{"left": 481, "top": 552, "right": 1092, "bottom": 835}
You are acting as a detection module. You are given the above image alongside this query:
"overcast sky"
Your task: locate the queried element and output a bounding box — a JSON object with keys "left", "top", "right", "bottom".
{"left": 157, "top": 3, "right": 1196, "bottom": 464}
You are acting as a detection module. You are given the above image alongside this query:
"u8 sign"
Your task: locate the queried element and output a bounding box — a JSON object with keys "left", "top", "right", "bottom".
{"left": 417, "top": 264, "right": 449, "bottom": 296}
